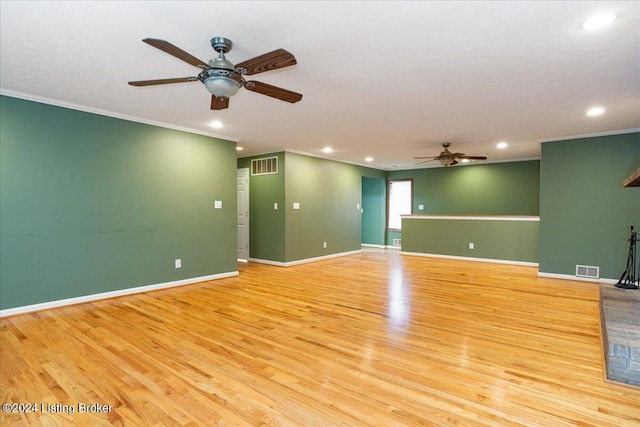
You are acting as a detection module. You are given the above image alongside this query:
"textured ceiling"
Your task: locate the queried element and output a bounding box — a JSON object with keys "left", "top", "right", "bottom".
{"left": 1, "top": 1, "right": 638, "bottom": 170}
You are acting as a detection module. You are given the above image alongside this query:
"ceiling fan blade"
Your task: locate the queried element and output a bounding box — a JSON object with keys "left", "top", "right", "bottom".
{"left": 245, "top": 81, "right": 303, "bottom": 103}
{"left": 413, "top": 156, "right": 439, "bottom": 159}
{"left": 142, "top": 38, "right": 211, "bottom": 69}
{"left": 415, "top": 159, "right": 438, "bottom": 165}
{"left": 459, "top": 155, "right": 488, "bottom": 160}
{"left": 211, "top": 96, "right": 230, "bottom": 110}
{"left": 236, "top": 49, "right": 297, "bottom": 75}
{"left": 128, "top": 77, "right": 198, "bottom": 86}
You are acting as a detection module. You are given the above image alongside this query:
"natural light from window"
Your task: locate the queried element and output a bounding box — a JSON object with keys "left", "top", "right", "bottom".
{"left": 388, "top": 180, "right": 413, "bottom": 230}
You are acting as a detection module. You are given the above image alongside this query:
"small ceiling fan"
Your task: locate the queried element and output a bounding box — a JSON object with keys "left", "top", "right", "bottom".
{"left": 128, "top": 37, "right": 302, "bottom": 110}
{"left": 414, "top": 143, "right": 488, "bottom": 166}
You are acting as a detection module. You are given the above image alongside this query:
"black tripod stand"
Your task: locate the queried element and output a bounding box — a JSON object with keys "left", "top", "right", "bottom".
{"left": 615, "top": 226, "right": 638, "bottom": 290}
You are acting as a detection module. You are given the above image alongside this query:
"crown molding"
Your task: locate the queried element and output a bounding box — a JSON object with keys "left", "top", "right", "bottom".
{"left": 538, "top": 128, "right": 640, "bottom": 143}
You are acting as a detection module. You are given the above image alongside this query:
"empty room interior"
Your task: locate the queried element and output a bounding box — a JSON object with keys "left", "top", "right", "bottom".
{"left": 1, "top": 1, "right": 639, "bottom": 426}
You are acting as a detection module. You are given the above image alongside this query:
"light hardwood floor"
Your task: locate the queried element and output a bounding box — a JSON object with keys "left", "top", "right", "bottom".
{"left": 1, "top": 249, "right": 639, "bottom": 426}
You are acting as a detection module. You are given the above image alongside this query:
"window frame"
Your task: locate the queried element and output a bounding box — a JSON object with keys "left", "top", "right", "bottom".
{"left": 386, "top": 178, "right": 414, "bottom": 231}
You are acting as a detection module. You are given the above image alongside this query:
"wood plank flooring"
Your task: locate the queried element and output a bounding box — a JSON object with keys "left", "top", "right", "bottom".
{"left": 1, "top": 249, "right": 639, "bottom": 426}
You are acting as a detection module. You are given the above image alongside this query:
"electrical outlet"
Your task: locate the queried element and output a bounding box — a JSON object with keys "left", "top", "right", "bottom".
{"left": 274, "top": 202, "right": 278, "bottom": 210}
{"left": 469, "top": 243, "right": 474, "bottom": 250}
{"left": 175, "top": 259, "right": 182, "bottom": 268}
{"left": 323, "top": 242, "right": 327, "bottom": 248}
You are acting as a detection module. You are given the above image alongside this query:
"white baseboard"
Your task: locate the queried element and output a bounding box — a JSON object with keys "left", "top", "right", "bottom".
{"left": 361, "top": 244, "right": 386, "bottom": 249}
{"left": 386, "top": 245, "right": 401, "bottom": 250}
{"left": 0, "top": 271, "right": 239, "bottom": 318}
{"left": 537, "top": 271, "right": 618, "bottom": 284}
{"left": 400, "top": 251, "right": 539, "bottom": 267}
{"left": 249, "top": 249, "right": 362, "bottom": 267}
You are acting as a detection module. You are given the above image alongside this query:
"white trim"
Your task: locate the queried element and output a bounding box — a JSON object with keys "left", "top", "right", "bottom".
{"left": 248, "top": 258, "right": 288, "bottom": 267}
{"left": 386, "top": 245, "right": 402, "bottom": 250}
{"left": 361, "top": 244, "right": 386, "bottom": 249}
{"left": 249, "top": 249, "right": 362, "bottom": 267}
{"left": 402, "top": 215, "right": 539, "bottom": 221}
{"left": 537, "top": 271, "right": 618, "bottom": 284}
{"left": 401, "top": 251, "right": 539, "bottom": 267}
{"left": 539, "top": 128, "right": 640, "bottom": 143}
{"left": 0, "top": 89, "right": 240, "bottom": 142}
{"left": 0, "top": 271, "right": 238, "bottom": 318}
{"left": 283, "top": 148, "right": 379, "bottom": 170}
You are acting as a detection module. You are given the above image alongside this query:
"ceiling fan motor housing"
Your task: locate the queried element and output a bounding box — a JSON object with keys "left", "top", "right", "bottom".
{"left": 210, "top": 37, "right": 233, "bottom": 53}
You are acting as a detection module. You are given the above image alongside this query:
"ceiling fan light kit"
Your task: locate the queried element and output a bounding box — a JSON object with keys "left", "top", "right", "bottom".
{"left": 128, "top": 36, "right": 302, "bottom": 110}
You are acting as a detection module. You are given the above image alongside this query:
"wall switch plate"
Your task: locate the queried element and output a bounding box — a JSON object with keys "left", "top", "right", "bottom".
{"left": 175, "top": 259, "right": 182, "bottom": 268}
{"left": 418, "top": 204, "right": 424, "bottom": 210}
{"left": 214, "top": 200, "right": 222, "bottom": 209}
{"left": 469, "top": 243, "right": 474, "bottom": 249}
{"left": 274, "top": 202, "right": 278, "bottom": 210}
{"left": 357, "top": 203, "right": 360, "bottom": 210}
{"left": 323, "top": 242, "right": 327, "bottom": 248}
{"left": 293, "top": 202, "right": 300, "bottom": 210}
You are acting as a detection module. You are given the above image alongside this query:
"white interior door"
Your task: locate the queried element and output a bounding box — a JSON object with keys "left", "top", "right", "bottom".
{"left": 237, "top": 168, "right": 250, "bottom": 261}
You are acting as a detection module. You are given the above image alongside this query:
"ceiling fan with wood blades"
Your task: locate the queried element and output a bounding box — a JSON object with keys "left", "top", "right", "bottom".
{"left": 128, "top": 37, "right": 302, "bottom": 110}
{"left": 414, "top": 143, "right": 488, "bottom": 166}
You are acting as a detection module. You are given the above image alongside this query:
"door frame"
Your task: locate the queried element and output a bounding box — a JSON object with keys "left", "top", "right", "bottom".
{"left": 237, "top": 168, "right": 250, "bottom": 261}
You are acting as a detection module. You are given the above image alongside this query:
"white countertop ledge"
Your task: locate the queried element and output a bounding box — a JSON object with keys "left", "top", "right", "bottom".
{"left": 401, "top": 215, "right": 540, "bottom": 221}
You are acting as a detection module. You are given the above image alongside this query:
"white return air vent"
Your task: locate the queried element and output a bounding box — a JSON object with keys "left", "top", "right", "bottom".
{"left": 392, "top": 239, "right": 402, "bottom": 246}
{"left": 251, "top": 156, "right": 278, "bottom": 175}
{"left": 576, "top": 265, "right": 599, "bottom": 279}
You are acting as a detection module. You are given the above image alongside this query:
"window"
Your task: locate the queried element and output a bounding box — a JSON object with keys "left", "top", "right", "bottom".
{"left": 387, "top": 179, "right": 413, "bottom": 230}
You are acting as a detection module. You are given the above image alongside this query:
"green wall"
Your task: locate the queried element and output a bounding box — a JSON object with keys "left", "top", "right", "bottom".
{"left": 539, "top": 132, "right": 639, "bottom": 280}
{"left": 402, "top": 218, "right": 539, "bottom": 263}
{"left": 0, "top": 96, "right": 238, "bottom": 310}
{"left": 285, "top": 153, "right": 361, "bottom": 261}
{"left": 386, "top": 160, "right": 540, "bottom": 244}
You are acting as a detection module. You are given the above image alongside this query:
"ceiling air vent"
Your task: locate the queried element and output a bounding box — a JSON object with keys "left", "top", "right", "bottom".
{"left": 251, "top": 156, "right": 278, "bottom": 176}
{"left": 576, "top": 265, "right": 599, "bottom": 279}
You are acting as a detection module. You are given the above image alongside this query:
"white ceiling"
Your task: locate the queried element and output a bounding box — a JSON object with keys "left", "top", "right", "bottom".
{"left": 1, "top": 1, "right": 639, "bottom": 170}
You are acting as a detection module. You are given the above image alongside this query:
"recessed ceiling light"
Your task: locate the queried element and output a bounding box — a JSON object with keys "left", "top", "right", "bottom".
{"left": 496, "top": 142, "right": 508, "bottom": 149}
{"left": 582, "top": 13, "right": 616, "bottom": 30}
{"left": 365, "top": 157, "right": 373, "bottom": 162}
{"left": 322, "top": 146, "right": 333, "bottom": 154}
{"left": 587, "top": 106, "right": 605, "bottom": 116}
{"left": 210, "top": 120, "right": 223, "bottom": 129}
{"left": 236, "top": 146, "right": 243, "bottom": 151}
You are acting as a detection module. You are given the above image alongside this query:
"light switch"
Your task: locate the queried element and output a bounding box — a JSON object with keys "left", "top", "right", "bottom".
{"left": 357, "top": 203, "right": 360, "bottom": 210}
{"left": 214, "top": 200, "right": 222, "bottom": 209}
{"left": 293, "top": 202, "right": 300, "bottom": 210}
{"left": 274, "top": 202, "right": 278, "bottom": 210}
{"left": 418, "top": 204, "right": 424, "bottom": 210}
